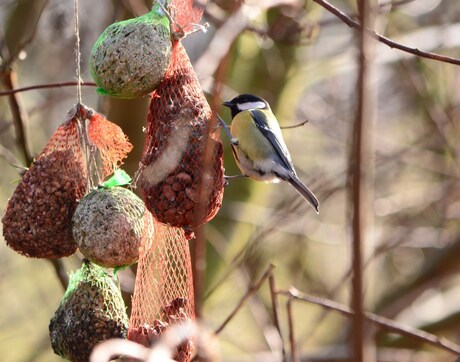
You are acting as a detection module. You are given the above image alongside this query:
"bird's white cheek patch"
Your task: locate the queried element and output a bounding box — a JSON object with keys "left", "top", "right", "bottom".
{"left": 237, "top": 101, "right": 266, "bottom": 111}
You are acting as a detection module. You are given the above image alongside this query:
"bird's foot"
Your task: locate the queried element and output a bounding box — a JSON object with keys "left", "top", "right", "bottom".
{"left": 224, "top": 174, "right": 247, "bottom": 186}
{"left": 216, "top": 114, "right": 234, "bottom": 141}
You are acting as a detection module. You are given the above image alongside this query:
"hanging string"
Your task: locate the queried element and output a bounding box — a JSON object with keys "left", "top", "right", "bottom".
{"left": 73, "top": 0, "right": 93, "bottom": 190}
{"left": 74, "top": 0, "right": 82, "bottom": 104}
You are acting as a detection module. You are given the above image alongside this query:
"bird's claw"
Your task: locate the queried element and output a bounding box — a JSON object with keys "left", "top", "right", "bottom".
{"left": 224, "top": 174, "right": 247, "bottom": 186}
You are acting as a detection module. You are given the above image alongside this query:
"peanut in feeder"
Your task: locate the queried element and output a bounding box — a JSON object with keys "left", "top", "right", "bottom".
{"left": 89, "top": 0, "right": 172, "bottom": 99}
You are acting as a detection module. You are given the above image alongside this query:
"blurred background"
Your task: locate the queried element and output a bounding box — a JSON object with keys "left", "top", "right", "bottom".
{"left": 1, "top": 0, "right": 460, "bottom": 361}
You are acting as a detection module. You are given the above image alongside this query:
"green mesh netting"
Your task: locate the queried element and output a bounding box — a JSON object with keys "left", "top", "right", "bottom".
{"left": 49, "top": 260, "right": 128, "bottom": 362}
{"left": 89, "top": 2, "right": 171, "bottom": 99}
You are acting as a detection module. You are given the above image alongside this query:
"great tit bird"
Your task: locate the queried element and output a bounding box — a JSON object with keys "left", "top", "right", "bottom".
{"left": 222, "top": 94, "right": 319, "bottom": 213}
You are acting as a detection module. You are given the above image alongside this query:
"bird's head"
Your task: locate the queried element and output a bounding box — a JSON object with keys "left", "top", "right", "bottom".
{"left": 223, "top": 94, "right": 270, "bottom": 118}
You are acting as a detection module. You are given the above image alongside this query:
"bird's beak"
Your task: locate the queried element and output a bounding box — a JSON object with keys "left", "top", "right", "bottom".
{"left": 222, "top": 101, "right": 232, "bottom": 107}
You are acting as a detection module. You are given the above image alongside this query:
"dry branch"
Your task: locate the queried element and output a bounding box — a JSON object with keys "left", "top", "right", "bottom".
{"left": 0, "top": 81, "right": 97, "bottom": 97}
{"left": 1, "top": 71, "right": 34, "bottom": 164}
{"left": 349, "top": 0, "right": 376, "bottom": 359}
{"left": 269, "top": 273, "right": 286, "bottom": 361}
{"left": 278, "top": 288, "right": 460, "bottom": 356}
{"left": 286, "top": 297, "right": 299, "bottom": 362}
{"left": 215, "top": 264, "right": 275, "bottom": 335}
{"left": 312, "top": 0, "right": 460, "bottom": 66}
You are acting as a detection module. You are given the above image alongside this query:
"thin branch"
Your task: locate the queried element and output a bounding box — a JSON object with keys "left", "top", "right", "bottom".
{"left": 269, "top": 273, "right": 286, "bottom": 361}
{"left": 215, "top": 264, "right": 275, "bottom": 335}
{"left": 279, "top": 288, "right": 460, "bottom": 356}
{"left": 2, "top": 71, "right": 34, "bottom": 164}
{"left": 349, "top": 0, "right": 375, "bottom": 358}
{"left": 280, "top": 119, "right": 309, "bottom": 129}
{"left": 312, "top": 0, "right": 460, "bottom": 66}
{"left": 49, "top": 259, "right": 69, "bottom": 291}
{"left": 0, "top": 81, "right": 97, "bottom": 97}
{"left": 286, "top": 297, "right": 299, "bottom": 362}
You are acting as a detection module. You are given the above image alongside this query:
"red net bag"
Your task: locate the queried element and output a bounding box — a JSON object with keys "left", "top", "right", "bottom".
{"left": 169, "top": 0, "right": 205, "bottom": 35}
{"left": 139, "top": 41, "right": 225, "bottom": 231}
{"left": 129, "top": 220, "right": 195, "bottom": 361}
{"left": 2, "top": 104, "right": 132, "bottom": 258}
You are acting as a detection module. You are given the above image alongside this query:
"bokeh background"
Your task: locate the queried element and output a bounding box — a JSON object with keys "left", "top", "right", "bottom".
{"left": 1, "top": 0, "right": 460, "bottom": 361}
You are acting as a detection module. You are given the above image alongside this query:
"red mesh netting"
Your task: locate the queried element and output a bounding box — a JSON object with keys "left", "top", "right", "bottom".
{"left": 88, "top": 112, "right": 134, "bottom": 178}
{"left": 128, "top": 219, "right": 195, "bottom": 361}
{"left": 2, "top": 104, "right": 132, "bottom": 258}
{"left": 140, "top": 41, "right": 225, "bottom": 230}
{"left": 169, "top": 0, "right": 205, "bottom": 34}
{"left": 130, "top": 4, "right": 218, "bottom": 360}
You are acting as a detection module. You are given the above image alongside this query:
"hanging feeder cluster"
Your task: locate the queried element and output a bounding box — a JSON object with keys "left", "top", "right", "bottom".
{"left": 3, "top": 0, "right": 224, "bottom": 360}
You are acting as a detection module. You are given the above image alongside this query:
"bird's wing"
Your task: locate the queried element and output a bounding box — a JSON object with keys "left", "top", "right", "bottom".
{"left": 250, "top": 109, "right": 296, "bottom": 174}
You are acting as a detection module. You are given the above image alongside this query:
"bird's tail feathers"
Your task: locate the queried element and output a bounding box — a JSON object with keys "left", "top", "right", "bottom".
{"left": 288, "top": 176, "right": 320, "bottom": 214}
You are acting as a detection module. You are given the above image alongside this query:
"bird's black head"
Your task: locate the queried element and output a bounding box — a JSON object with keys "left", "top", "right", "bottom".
{"left": 223, "top": 94, "right": 270, "bottom": 118}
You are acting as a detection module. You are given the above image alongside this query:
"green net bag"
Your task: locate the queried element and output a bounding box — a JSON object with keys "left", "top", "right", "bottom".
{"left": 89, "top": 1, "right": 172, "bottom": 99}
{"left": 72, "top": 185, "right": 154, "bottom": 268}
{"left": 49, "top": 260, "right": 128, "bottom": 362}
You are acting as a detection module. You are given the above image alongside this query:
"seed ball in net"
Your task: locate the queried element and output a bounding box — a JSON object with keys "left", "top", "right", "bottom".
{"left": 72, "top": 187, "right": 148, "bottom": 268}
{"left": 89, "top": 6, "right": 171, "bottom": 99}
{"left": 2, "top": 149, "right": 86, "bottom": 258}
{"left": 49, "top": 260, "right": 128, "bottom": 362}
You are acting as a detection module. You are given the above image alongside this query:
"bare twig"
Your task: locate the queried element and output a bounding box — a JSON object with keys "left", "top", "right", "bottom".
{"left": 204, "top": 195, "right": 304, "bottom": 300}
{"left": 279, "top": 288, "right": 460, "bottom": 356}
{"left": 49, "top": 259, "right": 69, "bottom": 291}
{"left": 191, "top": 227, "right": 205, "bottom": 318}
{"left": 348, "top": 0, "right": 376, "bottom": 359}
{"left": 0, "top": 81, "right": 97, "bottom": 97}
{"left": 215, "top": 264, "right": 275, "bottom": 335}
{"left": 280, "top": 119, "right": 309, "bottom": 129}
{"left": 286, "top": 297, "right": 299, "bottom": 362}
{"left": 269, "top": 273, "right": 286, "bottom": 361}
{"left": 312, "top": 0, "right": 460, "bottom": 66}
{"left": 1, "top": 71, "right": 34, "bottom": 164}
{"left": 318, "top": 0, "right": 416, "bottom": 27}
